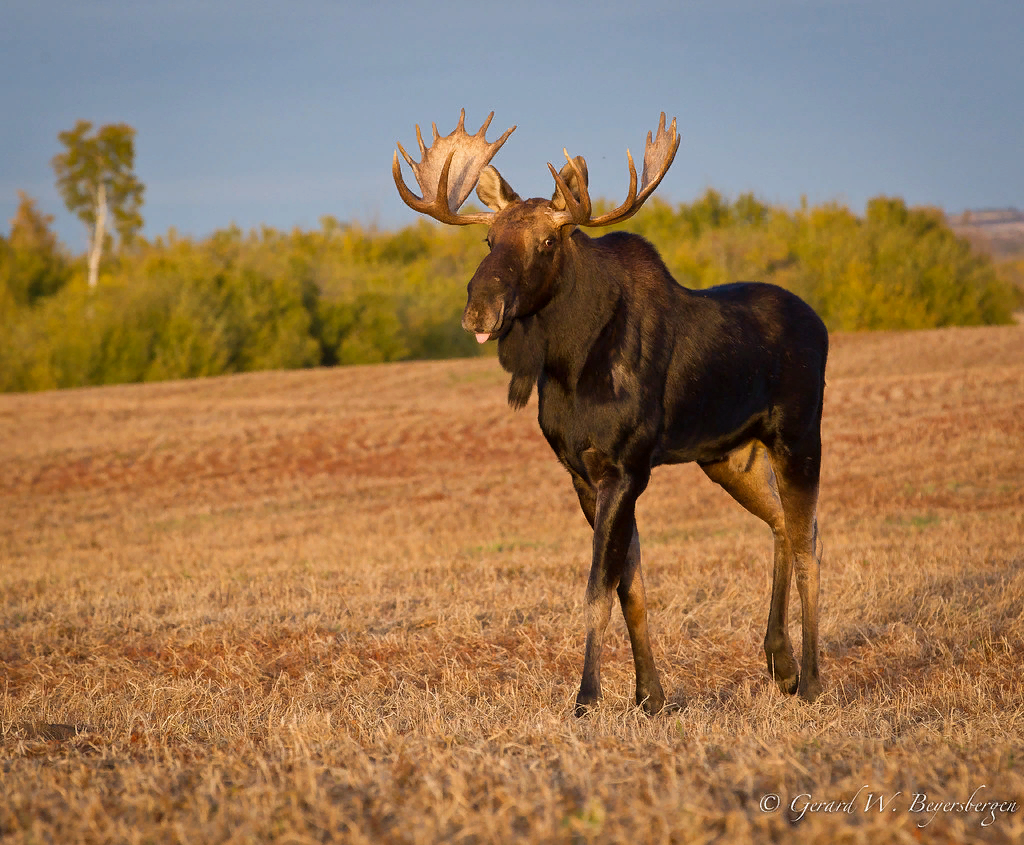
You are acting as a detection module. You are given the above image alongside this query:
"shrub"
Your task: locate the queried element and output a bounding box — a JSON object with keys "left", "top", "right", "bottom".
{"left": 1, "top": 191, "right": 1015, "bottom": 392}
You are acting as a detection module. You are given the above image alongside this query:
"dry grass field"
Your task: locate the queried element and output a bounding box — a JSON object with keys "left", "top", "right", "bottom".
{"left": 2, "top": 323, "right": 1023, "bottom": 843}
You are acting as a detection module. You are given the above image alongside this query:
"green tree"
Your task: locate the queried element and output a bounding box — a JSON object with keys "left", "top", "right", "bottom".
{"left": 1, "top": 192, "right": 71, "bottom": 307}
{"left": 52, "top": 120, "right": 144, "bottom": 288}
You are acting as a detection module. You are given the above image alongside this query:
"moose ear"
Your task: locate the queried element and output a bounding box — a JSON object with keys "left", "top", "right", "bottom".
{"left": 550, "top": 156, "right": 589, "bottom": 211}
{"left": 476, "top": 166, "right": 521, "bottom": 211}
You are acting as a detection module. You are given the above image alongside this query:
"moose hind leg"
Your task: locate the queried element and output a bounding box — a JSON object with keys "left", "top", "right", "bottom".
{"left": 774, "top": 451, "right": 823, "bottom": 703}
{"left": 617, "top": 526, "right": 666, "bottom": 714}
{"left": 701, "top": 441, "right": 799, "bottom": 695}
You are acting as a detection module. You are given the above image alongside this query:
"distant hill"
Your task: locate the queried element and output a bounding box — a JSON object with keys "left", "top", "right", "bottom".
{"left": 948, "top": 208, "right": 1024, "bottom": 258}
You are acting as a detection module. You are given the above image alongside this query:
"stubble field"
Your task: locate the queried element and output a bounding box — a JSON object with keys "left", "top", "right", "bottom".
{"left": 2, "top": 323, "right": 1023, "bottom": 843}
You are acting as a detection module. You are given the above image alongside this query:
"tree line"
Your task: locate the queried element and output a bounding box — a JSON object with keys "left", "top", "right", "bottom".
{"left": 0, "top": 124, "right": 1019, "bottom": 393}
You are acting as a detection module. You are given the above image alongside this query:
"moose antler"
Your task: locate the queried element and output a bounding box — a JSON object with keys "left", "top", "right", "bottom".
{"left": 550, "top": 113, "right": 680, "bottom": 228}
{"left": 393, "top": 109, "right": 516, "bottom": 226}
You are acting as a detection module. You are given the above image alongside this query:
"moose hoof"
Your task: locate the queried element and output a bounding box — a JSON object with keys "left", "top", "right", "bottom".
{"left": 637, "top": 688, "right": 666, "bottom": 716}
{"left": 574, "top": 690, "right": 601, "bottom": 718}
{"left": 798, "top": 675, "right": 822, "bottom": 703}
{"left": 776, "top": 673, "right": 799, "bottom": 696}
{"left": 766, "top": 649, "right": 800, "bottom": 696}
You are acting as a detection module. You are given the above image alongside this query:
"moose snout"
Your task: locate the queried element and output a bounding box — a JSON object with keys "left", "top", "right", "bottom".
{"left": 462, "top": 291, "right": 507, "bottom": 343}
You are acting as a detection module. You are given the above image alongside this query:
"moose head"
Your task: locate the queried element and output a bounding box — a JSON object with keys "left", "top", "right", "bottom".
{"left": 393, "top": 110, "right": 680, "bottom": 344}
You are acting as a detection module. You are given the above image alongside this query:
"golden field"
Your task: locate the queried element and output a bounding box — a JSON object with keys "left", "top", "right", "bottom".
{"left": 1, "top": 323, "right": 1023, "bottom": 843}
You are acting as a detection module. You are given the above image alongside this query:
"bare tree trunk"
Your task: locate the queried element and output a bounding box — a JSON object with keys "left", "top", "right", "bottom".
{"left": 87, "top": 182, "right": 107, "bottom": 289}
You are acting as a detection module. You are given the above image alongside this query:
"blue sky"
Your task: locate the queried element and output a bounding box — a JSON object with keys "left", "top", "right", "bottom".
{"left": 2, "top": 0, "right": 1021, "bottom": 252}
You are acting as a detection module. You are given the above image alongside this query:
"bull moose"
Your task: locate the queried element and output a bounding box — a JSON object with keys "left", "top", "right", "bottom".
{"left": 393, "top": 111, "right": 828, "bottom": 715}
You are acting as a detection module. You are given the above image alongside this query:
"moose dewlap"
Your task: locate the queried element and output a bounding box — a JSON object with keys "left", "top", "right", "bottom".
{"left": 394, "top": 111, "right": 828, "bottom": 715}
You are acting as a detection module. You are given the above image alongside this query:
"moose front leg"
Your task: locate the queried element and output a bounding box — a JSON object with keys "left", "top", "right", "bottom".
{"left": 575, "top": 463, "right": 652, "bottom": 716}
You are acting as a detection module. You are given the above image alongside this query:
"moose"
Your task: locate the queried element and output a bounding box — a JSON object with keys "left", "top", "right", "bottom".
{"left": 393, "top": 111, "right": 828, "bottom": 715}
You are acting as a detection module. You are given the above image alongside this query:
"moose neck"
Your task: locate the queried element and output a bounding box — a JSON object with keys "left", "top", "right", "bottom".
{"left": 498, "top": 229, "right": 622, "bottom": 407}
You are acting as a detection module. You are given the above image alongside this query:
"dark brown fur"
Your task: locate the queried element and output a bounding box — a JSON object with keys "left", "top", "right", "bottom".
{"left": 463, "top": 201, "right": 827, "bottom": 715}
{"left": 394, "top": 113, "right": 827, "bottom": 715}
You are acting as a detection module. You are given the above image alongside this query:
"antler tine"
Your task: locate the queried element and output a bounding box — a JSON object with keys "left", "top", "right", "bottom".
{"left": 569, "top": 151, "right": 593, "bottom": 221}
{"left": 392, "top": 150, "right": 437, "bottom": 216}
{"left": 639, "top": 112, "right": 680, "bottom": 202}
{"left": 490, "top": 123, "right": 517, "bottom": 154}
{"left": 432, "top": 148, "right": 466, "bottom": 224}
{"left": 586, "top": 149, "right": 639, "bottom": 227}
{"left": 393, "top": 110, "right": 516, "bottom": 226}
{"left": 397, "top": 140, "right": 416, "bottom": 168}
{"left": 549, "top": 150, "right": 592, "bottom": 227}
